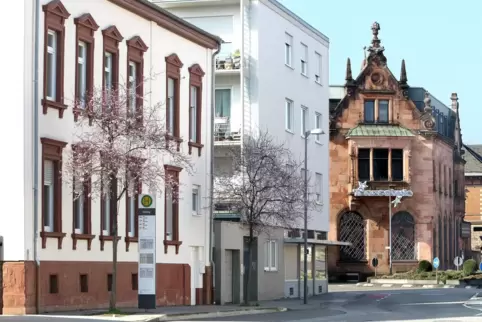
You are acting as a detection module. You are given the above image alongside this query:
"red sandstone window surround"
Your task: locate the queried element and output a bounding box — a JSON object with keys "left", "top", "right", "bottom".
{"left": 164, "top": 165, "right": 183, "bottom": 254}
{"left": 102, "top": 26, "right": 123, "bottom": 111}
{"left": 71, "top": 144, "right": 95, "bottom": 251}
{"left": 42, "top": 0, "right": 70, "bottom": 118}
{"left": 126, "top": 36, "right": 148, "bottom": 122}
{"left": 188, "top": 64, "right": 205, "bottom": 156}
{"left": 165, "top": 54, "right": 184, "bottom": 151}
{"left": 73, "top": 13, "right": 98, "bottom": 121}
{"left": 125, "top": 159, "right": 142, "bottom": 251}
{"left": 40, "top": 137, "right": 67, "bottom": 249}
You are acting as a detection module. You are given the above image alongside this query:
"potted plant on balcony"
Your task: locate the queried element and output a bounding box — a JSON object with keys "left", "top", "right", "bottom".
{"left": 233, "top": 49, "right": 241, "bottom": 69}
{"left": 224, "top": 54, "right": 233, "bottom": 70}
{"left": 216, "top": 57, "right": 225, "bottom": 70}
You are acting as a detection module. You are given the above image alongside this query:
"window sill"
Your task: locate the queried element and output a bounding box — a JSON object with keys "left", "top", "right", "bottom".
{"left": 188, "top": 141, "right": 204, "bottom": 156}
{"left": 124, "top": 236, "right": 138, "bottom": 252}
{"left": 73, "top": 106, "right": 93, "bottom": 123}
{"left": 264, "top": 268, "right": 278, "bottom": 272}
{"left": 315, "top": 201, "right": 324, "bottom": 206}
{"left": 72, "top": 233, "right": 95, "bottom": 251}
{"left": 315, "top": 140, "right": 323, "bottom": 145}
{"left": 165, "top": 134, "right": 183, "bottom": 152}
{"left": 301, "top": 72, "right": 309, "bottom": 79}
{"left": 285, "top": 63, "right": 294, "bottom": 70}
{"left": 192, "top": 212, "right": 201, "bottom": 217}
{"left": 99, "top": 235, "right": 121, "bottom": 251}
{"left": 42, "top": 99, "right": 67, "bottom": 118}
{"left": 163, "top": 239, "right": 182, "bottom": 254}
{"left": 40, "top": 231, "right": 66, "bottom": 249}
{"left": 285, "top": 129, "right": 294, "bottom": 135}
{"left": 315, "top": 80, "right": 322, "bottom": 86}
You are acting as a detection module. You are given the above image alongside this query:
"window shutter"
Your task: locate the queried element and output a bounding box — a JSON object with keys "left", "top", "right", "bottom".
{"left": 44, "top": 160, "right": 54, "bottom": 185}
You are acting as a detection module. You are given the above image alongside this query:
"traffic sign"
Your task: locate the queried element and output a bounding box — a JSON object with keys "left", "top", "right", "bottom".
{"left": 433, "top": 257, "right": 440, "bottom": 269}
{"left": 372, "top": 257, "right": 379, "bottom": 268}
{"left": 479, "top": 262, "right": 482, "bottom": 271}
{"left": 454, "top": 256, "right": 463, "bottom": 268}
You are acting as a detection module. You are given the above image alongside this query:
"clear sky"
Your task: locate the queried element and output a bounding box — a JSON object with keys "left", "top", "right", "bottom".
{"left": 279, "top": 0, "right": 481, "bottom": 144}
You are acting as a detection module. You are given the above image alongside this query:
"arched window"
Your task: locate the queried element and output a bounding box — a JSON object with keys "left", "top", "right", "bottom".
{"left": 391, "top": 211, "right": 415, "bottom": 260}
{"left": 339, "top": 211, "right": 366, "bottom": 261}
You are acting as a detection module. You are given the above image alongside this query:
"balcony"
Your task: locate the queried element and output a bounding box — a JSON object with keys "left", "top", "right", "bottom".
{"left": 216, "top": 43, "right": 241, "bottom": 75}
{"left": 214, "top": 116, "right": 241, "bottom": 145}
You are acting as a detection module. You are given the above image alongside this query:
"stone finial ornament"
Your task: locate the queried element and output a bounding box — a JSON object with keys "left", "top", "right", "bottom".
{"left": 421, "top": 91, "right": 436, "bottom": 131}
{"left": 367, "top": 21, "right": 386, "bottom": 64}
{"left": 423, "top": 91, "right": 432, "bottom": 113}
{"left": 345, "top": 58, "right": 353, "bottom": 81}
{"left": 400, "top": 59, "right": 407, "bottom": 84}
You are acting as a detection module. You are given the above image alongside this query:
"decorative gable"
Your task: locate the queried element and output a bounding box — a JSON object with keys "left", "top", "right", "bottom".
{"left": 102, "top": 25, "right": 124, "bottom": 43}
{"left": 127, "top": 36, "right": 148, "bottom": 53}
{"left": 74, "top": 13, "right": 99, "bottom": 31}
{"left": 165, "top": 53, "right": 184, "bottom": 69}
{"left": 188, "top": 64, "right": 205, "bottom": 77}
{"left": 42, "top": 0, "right": 70, "bottom": 19}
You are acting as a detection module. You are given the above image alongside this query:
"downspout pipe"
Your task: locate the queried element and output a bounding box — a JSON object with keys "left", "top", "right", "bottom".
{"left": 33, "top": 0, "right": 41, "bottom": 314}
{"left": 208, "top": 42, "right": 221, "bottom": 303}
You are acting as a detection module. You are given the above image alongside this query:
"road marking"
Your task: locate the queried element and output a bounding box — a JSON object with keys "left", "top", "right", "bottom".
{"left": 401, "top": 301, "right": 467, "bottom": 306}
{"left": 422, "top": 285, "right": 435, "bottom": 288}
{"left": 402, "top": 284, "right": 413, "bottom": 288}
{"left": 376, "top": 293, "right": 391, "bottom": 302}
{"left": 381, "top": 284, "right": 393, "bottom": 287}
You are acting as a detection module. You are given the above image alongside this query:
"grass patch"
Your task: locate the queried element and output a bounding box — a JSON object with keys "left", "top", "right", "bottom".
{"left": 378, "top": 269, "right": 482, "bottom": 282}
{"left": 100, "top": 308, "right": 131, "bottom": 316}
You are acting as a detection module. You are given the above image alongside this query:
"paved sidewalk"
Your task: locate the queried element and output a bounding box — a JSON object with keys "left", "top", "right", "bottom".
{"left": 356, "top": 282, "right": 481, "bottom": 289}
{"left": 39, "top": 297, "right": 334, "bottom": 321}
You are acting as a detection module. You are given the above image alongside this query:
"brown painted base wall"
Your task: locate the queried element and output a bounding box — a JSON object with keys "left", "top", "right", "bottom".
{"left": 2, "top": 261, "right": 191, "bottom": 314}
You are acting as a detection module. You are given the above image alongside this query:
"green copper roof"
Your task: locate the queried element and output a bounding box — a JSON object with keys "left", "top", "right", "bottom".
{"left": 346, "top": 125, "right": 415, "bottom": 137}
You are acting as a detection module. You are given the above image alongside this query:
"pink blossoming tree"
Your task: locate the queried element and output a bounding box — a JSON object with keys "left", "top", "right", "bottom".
{"left": 63, "top": 78, "right": 192, "bottom": 310}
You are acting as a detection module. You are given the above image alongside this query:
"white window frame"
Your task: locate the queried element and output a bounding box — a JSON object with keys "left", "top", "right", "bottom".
{"left": 43, "top": 160, "right": 55, "bottom": 232}
{"left": 190, "top": 86, "right": 198, "bottom": 142}
{"left": 264, "top": 240, "right": 278, "bottom": 271}
{"left": 104, "top": 52, "right": 113, "bottom": 107}
{"left": 166, "top": 186, "right": 173, "bottom": 240}
{"left": 285, "top": 33, "right": 293, "bottom": 67}
{"left": 77, "top": 41, "right": 87, "bottom": 108}
{"left": 127, "top": 171, "right": 136, "bottom": 237}
{"left": 168, "top": 78, "right": 176, "bottom": 134}
{"left": 315, "top": 172, "right": 323, "bottom": 204}
{"left": 128, "top": 61, "right": 137, "bottom": 114}
{"left": 285, "top": 99, "right": 294, "bottom": 133}
{"left": 300, "top": 43, "right": 308, "bottom": 76}
{"left": 73, "top": 176, "right": 84, "bottom": 234}
{"left": 301, "top": 106, "right": 308, "bottom": 137}
{"left": 315, "top": 52, "right": 322, "bottom": 84}
{"left": 315, "top": 112, "right": 322, "bottom": 143}
{"left": 46, "top": 29, "right": 57, "bottom": 101}
{"left": 192, "top": 185, "right": 200, "bottom": 216}
{"left": 103, "top": 194, "right": 110, "bottom": 235}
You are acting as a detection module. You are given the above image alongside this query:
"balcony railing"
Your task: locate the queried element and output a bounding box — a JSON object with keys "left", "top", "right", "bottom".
{"left": 214, "top": 116, "right": 241, "bottom": 143}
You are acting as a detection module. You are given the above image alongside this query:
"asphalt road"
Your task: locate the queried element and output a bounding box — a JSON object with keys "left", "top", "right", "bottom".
{"left": 189, "top": 288, "right": 482, "bottom": 321}
{"left": 2, "top": 286, "right": 482, "bottom": 322}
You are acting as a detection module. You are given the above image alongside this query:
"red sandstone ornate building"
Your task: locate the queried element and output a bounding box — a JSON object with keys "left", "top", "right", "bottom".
{"left": 328, "top": 22, "right": 467, "bottom": 279}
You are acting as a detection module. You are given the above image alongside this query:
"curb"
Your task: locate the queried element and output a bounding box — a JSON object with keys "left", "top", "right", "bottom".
{"left": 146, "top": 307, "right": 287, "bottom": 322}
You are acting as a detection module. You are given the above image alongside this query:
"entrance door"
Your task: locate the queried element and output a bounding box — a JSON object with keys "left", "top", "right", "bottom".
{"left": 225, "top": 250, "right": 233, "bottom": 303}
{"left": 243, "top": 237, "right": 258, "bottom": 302}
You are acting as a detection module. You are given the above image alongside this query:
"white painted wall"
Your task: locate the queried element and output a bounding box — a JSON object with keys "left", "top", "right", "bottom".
{"left": 253, "top": 0, "right": 330, "bottom": 232}
{"left": 157, "top": 0, "right": 329, "bottom": 232}
{"left": 0, "top": 0, "right": 34, "bottom": 262}
{"left": 26, "top": 0, "right": 216, "bottom": 283}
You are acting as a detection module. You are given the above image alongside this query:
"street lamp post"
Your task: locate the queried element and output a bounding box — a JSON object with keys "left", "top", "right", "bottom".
{"left": 303, "top": 128, "right": 324, "bottom": 305}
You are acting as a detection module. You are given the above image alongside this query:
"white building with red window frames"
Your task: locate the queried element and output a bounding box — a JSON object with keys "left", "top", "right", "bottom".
{"left": 0, "top": 0, "right": 220, "bottom": 314}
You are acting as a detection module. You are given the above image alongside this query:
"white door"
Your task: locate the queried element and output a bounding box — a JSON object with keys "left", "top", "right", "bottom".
{"left": 225, "top": 250, "right": 233, "bottom": 303}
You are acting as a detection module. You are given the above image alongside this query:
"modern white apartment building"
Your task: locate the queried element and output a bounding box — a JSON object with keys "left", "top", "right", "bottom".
{"left": 0, "top": 0, "right": 219, "bottom": 314}
{"left": 154, "top": 0, "right": 331, "bottom": 303}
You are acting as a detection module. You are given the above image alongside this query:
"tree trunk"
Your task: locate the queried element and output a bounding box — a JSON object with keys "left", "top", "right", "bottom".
{"left": 109, "top": 176, "right": 119, "bottom": 311}
{"left": 243, "top": 226, "right": 254, "bottom": 305}
{"left": 109, "top": 212, "right": 118, "bottom": 311}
